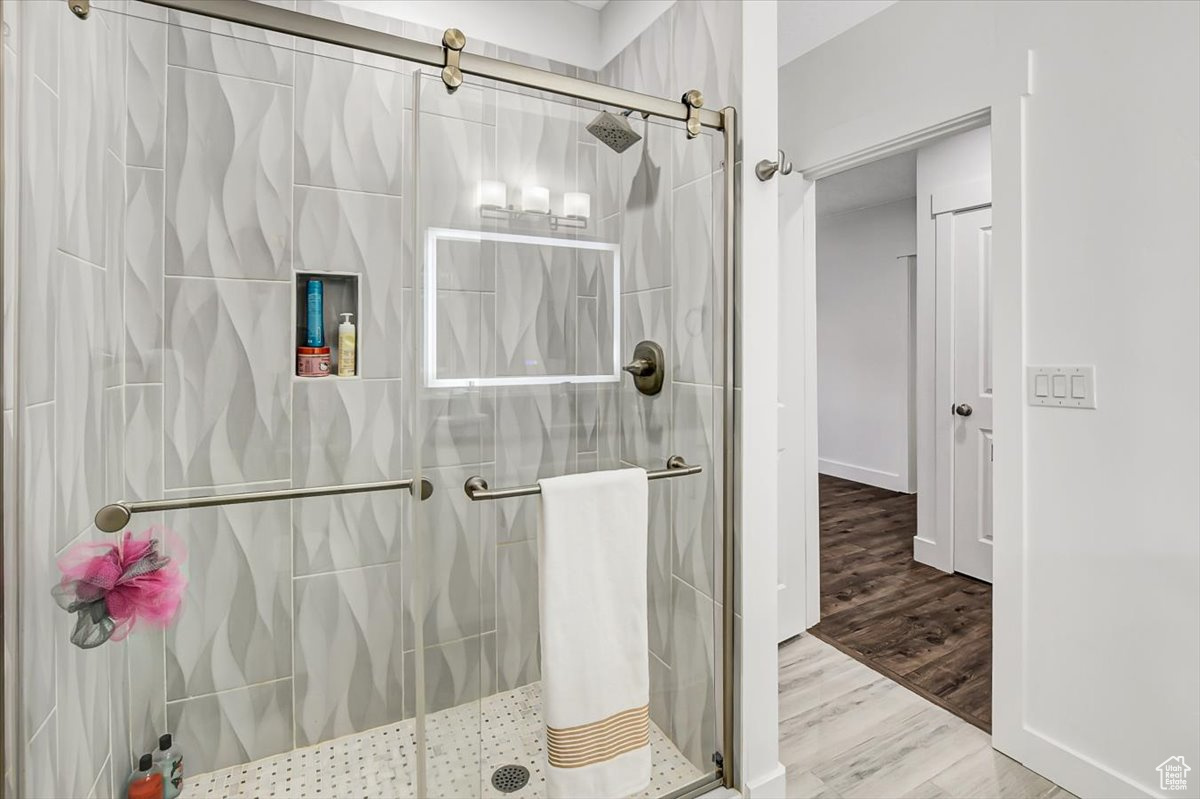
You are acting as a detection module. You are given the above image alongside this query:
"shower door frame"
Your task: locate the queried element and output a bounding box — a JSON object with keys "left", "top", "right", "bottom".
{"left": 0, "top": 1, "right": 739, "bottom": 795}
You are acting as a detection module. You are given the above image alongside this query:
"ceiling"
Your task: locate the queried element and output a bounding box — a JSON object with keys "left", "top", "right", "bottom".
{"left": 778, "top": 0, "right": 896, "bottom": 67}
{"left": 568, "top": 0, "right": 610, "bottom": 9}
{"left": 816, "top": 150, "right": 917, "bottom": 218}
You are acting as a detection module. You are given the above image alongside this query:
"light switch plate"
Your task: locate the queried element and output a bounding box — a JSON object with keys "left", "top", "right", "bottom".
{"left": 1027, "top": 365, "right": 1096, "bottom": 408}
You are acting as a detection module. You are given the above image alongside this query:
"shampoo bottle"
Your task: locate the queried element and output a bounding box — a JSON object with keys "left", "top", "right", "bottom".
{"left": 153, "top": 734, "right": 183, "bottom": 799}
{"left": 127, "top": 754, "right": 163, "bottom": 799}
{"left": 338, "top": 312, "right": 356, "bottom": 377}
{"left": 306, "top": 279, "right": 325, "bottom": 347}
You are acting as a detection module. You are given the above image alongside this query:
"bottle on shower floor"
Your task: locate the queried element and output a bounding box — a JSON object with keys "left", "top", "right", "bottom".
{"left": 126, "top": 753, "right": 163, "bottom": 799}
{"left": 153, "top": 733, "right": 183, "bottom": 799}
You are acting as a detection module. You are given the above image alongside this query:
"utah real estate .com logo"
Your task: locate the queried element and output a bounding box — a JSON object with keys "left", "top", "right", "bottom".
{"left": 1157, "top": 756, "right": 1190, "bottom": 792}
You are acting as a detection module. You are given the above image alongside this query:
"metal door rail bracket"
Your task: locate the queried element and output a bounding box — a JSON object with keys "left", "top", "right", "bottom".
{"left": 682, "top": 89, "right": 704, "bottom": 138}
{"left": 442, "top": 27, "right": 466, "bottom": 92}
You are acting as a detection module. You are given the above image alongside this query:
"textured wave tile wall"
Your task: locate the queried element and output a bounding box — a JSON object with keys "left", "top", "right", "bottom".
{"left": 12, "top": 1, "right": 130, "bottom": 796}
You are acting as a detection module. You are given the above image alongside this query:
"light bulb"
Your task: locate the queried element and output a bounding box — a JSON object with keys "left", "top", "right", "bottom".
{"left": 563, "top": 192, "right": 591, "bottom": 219}
{"left": 521, "top": 185, "right": 550, "bottom": 214}
{"left": 477, "top": 180, "right": 507, "bottom": 209}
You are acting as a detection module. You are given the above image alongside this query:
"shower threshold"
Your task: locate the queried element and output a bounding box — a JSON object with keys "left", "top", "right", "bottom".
{"left": 181, "top": 682, "right": 702, "bottom": 798}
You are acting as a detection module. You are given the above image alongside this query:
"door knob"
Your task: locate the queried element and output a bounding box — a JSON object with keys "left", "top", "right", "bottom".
{"left": 954, "top": 403, "right": 973, "bottom": 417}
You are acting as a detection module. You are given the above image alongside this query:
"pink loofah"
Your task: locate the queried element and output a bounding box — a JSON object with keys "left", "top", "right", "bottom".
{"left": 52, "top": 526, "right": 187, "bottom": 649}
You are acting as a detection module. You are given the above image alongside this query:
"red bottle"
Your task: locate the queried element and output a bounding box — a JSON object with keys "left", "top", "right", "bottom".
{"left": 127, "top": 753, "right": 163, "bottom": 799}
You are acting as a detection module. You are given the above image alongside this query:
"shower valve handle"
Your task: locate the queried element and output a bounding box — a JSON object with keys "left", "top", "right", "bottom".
{"left": 623, "top": 340, "right": 666, "bottom": 396}
{"left": 622, "top": 358, "right": 656, "bottom": 377}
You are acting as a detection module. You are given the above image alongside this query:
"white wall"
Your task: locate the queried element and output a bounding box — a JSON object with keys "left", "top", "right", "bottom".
{"left": 916, "top": 125, "right": 991, "bottom": 199}
{"left": 816, "top": 197, "right": 916, "bottom": 492}
{"left": 596, "top": 0, "right": 675, "bottom": 68}
{"left": 780, "top": 3, "right": 1200, "bottom": 798}
{"left": 334, "top": 0, "right": 675, "bottom": 71}
{"left": 777, "top": 1, "right": 896, "bottom": 68}
{"left": 739, "top": 1, "right": 786, "bottom": 794}
{"left": 335, "top": 0, "right": 602, "bottom": 65}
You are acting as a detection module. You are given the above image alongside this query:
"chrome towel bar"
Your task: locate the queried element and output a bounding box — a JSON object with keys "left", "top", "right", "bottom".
{"left": 94, "top": 477, "right": 434, "bottom": 533}
{"left": 463, "top": 455, "right": 701, "bottom": 502}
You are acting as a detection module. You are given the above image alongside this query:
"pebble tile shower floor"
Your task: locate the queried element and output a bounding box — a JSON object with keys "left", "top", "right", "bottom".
{"left": 180, "top": 683, "right": 703, "bottom": 798}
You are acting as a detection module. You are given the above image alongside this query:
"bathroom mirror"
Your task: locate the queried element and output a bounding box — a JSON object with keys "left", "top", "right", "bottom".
{"left": 423, "top": 227, "right": 621, "bottom": 387}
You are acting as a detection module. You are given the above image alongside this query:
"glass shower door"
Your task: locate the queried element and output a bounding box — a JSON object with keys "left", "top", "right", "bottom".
{"left": 5, "top": 2, "right": 723, "bottom": 797}
{"left": 412, "top": 69, "right": 722, "bottom": 798}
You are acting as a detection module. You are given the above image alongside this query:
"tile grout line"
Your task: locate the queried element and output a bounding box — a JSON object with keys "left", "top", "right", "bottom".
{"left": 165, "top": 675, "right": 293, "bottom": 706}
{"left": 288, "top": 32, "right": 297, "bottom": 756}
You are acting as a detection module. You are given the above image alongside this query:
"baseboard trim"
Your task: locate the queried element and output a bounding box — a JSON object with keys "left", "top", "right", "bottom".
{"left": 1004, "top": 724, "right": 1159, "bottom": 799}
{"left": 913, "top": 535, "right": 952, "bottom": 573}
{"left": 817, "top": 458, "right": 910, "bottom": 493}
{"left": 744, "top": 762, "right": 787, "bottom": 799}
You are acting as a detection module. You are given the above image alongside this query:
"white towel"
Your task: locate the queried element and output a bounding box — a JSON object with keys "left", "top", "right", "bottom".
{"left": 538, "top": 467, "right": 651, "bottom": 799}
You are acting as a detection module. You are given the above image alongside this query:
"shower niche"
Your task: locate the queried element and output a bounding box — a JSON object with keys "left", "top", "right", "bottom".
{"left": 294, "top": 271, "right": 361, "bottom": 378}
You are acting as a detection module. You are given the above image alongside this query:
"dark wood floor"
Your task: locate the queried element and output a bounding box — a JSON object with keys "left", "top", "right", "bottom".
{"left": 809, "top": 474, "right": 992, "bottom": 731}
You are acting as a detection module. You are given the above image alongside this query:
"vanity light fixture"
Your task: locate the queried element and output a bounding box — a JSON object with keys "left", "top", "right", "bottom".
{"left": 476, "top": 181, "right": 590, "bottom": 231}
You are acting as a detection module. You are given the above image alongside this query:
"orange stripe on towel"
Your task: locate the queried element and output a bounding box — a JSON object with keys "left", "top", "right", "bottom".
{"left": 546, "top": 705, "right": 650, "bottom": 769}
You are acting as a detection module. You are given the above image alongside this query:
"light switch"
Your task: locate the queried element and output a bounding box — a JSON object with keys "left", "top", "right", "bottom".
{"left": 1027, "top": 365, "right": 1097, "bottom": 409}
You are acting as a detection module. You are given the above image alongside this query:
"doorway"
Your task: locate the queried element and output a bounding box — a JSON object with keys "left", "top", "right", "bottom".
{"left": 803, "top": 127, "right": 995, "bottom": 731}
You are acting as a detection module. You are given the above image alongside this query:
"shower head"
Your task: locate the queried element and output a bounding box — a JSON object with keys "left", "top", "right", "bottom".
{"left": 586, "top": 109, "right": 643, "bottom": 153}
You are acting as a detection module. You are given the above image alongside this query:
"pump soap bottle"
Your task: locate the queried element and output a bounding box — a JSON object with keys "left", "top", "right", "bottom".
{"left": 338, "top": 312, "right": 356, "bottom": 377}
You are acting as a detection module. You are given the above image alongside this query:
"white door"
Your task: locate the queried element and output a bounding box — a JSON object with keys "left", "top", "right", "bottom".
{"left": 777, "top": 176, "right": 817, "bottom": 641}
{"left": 945, "top": 206, "right": 994, "bottom": 581}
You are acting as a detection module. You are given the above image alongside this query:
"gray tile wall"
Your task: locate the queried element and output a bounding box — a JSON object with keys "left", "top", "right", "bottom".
{"left": 9, "top": 1, "right": 127, "bottom": 795}
{"left": 118, "top": 0, "right": 420, "bottom": 777}
{"left": 110, "top": 0, "right": 623, "bottom": 780}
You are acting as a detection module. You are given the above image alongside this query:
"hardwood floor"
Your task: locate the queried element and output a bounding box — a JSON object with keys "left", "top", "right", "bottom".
{"left": 778, "top": 635, "right": 1072, "bottom": 799}
{"left": 810, "top": 475, "right": 992, "bottom": 731}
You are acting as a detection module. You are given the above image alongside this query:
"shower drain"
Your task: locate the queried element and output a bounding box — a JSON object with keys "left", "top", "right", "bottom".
{"left": 491, "top": 764, "right": 531, "bottom": 793}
